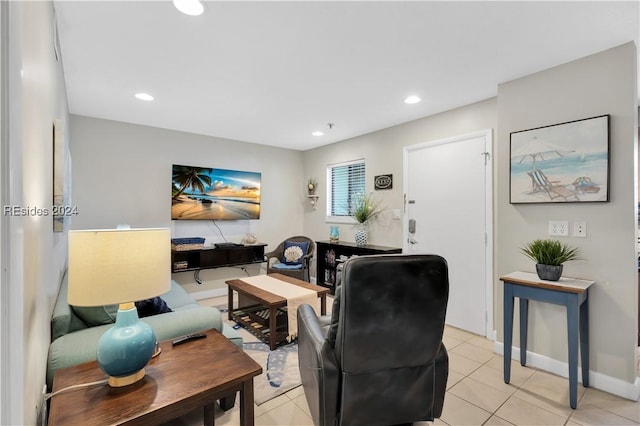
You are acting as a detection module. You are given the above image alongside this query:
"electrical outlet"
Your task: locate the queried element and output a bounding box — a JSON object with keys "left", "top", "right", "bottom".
{"left": 574, "top": 221, "right": 587, "bottom": 237}
{"left": 548, "top": 220, "right": 569, "bottom": 236}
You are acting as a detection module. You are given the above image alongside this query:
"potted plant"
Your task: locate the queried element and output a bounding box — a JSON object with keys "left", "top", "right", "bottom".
{"left": 521, "top": 239, "right": 581, "bottom": 281}
{"left": 351, "top": 193, "right": 382, "bottom": 246}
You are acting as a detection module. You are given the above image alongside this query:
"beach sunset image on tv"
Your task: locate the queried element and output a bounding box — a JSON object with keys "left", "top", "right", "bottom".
{"left": 171, "top": 165, "right": 261, "bottom": 220}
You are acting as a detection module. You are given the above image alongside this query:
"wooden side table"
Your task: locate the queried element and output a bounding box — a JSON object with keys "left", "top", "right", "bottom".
{"left": 48, "top": 328, "right": 262, "bottom": 425}
{"left": 500, "top": 271, "right": 594, "bottom": 409}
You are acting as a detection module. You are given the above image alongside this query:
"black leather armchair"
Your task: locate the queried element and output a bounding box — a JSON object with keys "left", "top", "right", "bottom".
{"left": 297, "top": 254, "right": 449, "bottom": 426}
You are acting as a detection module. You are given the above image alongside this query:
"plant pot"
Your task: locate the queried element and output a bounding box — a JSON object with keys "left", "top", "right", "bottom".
{"left": 536, "top": 264, "right": 563, "bottom": 281}
{"left": 354, "top": 225, "right": 368, "bottom": 246}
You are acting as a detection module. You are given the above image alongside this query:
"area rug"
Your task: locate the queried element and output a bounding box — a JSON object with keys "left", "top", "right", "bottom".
{"left": 216, "top": 304, "right": 302, "bottom": 405}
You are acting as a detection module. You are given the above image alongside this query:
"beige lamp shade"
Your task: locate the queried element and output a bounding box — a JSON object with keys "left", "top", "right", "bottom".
{"left": 68, "top": 228, "right": 171, "bottom": 306}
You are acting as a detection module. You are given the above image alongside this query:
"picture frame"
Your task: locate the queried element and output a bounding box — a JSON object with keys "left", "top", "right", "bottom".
{"left": 171, "top": 164, "right": 261, "bottom": 220}
{"left": 509, "top": 115, "right": 610, "bottom": 204}
{"left": 53, "top": 119, "right": 65, "bottom": 232}
{"left": 374, "top": 174, "right": 393, "bottom": 190}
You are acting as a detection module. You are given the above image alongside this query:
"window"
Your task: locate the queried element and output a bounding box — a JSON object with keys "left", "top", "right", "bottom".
{"left": 326, "top": 159, "right": 365, "bottom": 221}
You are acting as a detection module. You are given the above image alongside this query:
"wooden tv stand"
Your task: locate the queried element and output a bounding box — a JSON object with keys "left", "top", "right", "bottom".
{"left": 171, "top": 244, "right": 266, "bottom": 284}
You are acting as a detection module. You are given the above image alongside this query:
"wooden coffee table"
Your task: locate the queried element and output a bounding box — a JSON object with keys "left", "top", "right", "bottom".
{"left": 48, "top": 328, "right": 262, "bottom": 426}
{"left": 226, "top": 273, "right": 329, "bottom": 350}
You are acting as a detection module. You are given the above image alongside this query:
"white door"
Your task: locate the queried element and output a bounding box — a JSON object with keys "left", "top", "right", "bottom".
{"left": 403, "top": 130, "right": 493, "bottom": 337}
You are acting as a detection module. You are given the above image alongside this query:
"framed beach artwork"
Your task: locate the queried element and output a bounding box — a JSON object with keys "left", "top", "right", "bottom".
{"left": 510, "top": 115, "right": 610, "bottom": 204}
{"left": 171, "top": 164, "right": 261, "bottom": 220}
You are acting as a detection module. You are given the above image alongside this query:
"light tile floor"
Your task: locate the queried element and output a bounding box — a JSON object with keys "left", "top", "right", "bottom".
{"left": 164, "top": 295, "right": 640, "bottom": 426}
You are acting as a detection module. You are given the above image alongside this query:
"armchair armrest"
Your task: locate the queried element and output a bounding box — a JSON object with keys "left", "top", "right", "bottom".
{"left": 297, "top": 304, "right": 340, "bottom": 426}
{"left": 47, "top": 307, "right": 222, "bottom": 390}
{"left": 301, "top": 252, "right": 313, "bottom": 268}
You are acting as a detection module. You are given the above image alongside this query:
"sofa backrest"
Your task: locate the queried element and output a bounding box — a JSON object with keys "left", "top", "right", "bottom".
{"left": 51, "top": 270, "right": 88, "bottom": 341}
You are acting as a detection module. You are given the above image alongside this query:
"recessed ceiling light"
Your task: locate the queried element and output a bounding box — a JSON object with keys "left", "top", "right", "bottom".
{"left": 312, "top": 131, "right": 324, "bottom": 137}
{"left": 173, "top": 0, "right": 205, "bottom": 16}
{"left": 135, "top": 93, "right": 154, "bottom": 101}
{"left": 404, "top": 95, "right": 421, "bottom": 104}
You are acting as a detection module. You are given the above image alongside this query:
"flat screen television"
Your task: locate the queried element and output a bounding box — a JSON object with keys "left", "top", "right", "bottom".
{"left": 171, "top": 164, "right": 261, "bottom": 220}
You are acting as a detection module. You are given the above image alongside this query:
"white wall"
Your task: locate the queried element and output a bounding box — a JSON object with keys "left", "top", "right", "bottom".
{"left": 69, "top": 115, "right": 305, "bottom": 296}
{"left": 496, "top": 42, "right": 639, "bottom": 397}
{"left": 302, "top": 98, "right": 497, "bottom": 275}
{"left": 1, "top": 1, "right": 71, "bottom": 424}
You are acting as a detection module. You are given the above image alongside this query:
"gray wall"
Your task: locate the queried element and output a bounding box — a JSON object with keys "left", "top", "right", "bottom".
{"left": 69, "top": 115, "right": 305, "bottom": 295}
{"left": 496, "top": 42, "right": 638, "bottom": 393}
{"left": 3, "top": 1, "right": 71, "bottom": 423}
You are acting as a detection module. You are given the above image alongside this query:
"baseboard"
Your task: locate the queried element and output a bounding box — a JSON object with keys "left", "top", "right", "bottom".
{"left": 494, "top": 342, "right": 640, "bottom": 401}
{"left": 487, "top": 329, "right": 497, "bottom": 342}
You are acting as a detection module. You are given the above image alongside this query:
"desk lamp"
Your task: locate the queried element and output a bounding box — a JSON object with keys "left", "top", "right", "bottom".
{"left": 68, "top": 228, "right": 170, "bottom": 387}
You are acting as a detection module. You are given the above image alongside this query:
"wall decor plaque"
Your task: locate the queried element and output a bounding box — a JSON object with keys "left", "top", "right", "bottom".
{"left": 374, "top": 174, "right": 393, "bottom": 190}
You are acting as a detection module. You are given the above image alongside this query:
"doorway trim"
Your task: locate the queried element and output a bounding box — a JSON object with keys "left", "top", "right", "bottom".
{"left": 403, "top": 129, "right": 494, "bottom": 339}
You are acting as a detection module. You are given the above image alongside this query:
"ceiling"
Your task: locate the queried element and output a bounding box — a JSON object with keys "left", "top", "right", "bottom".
{"left": 53, "top": 1, "right": 639, "bottom": 151}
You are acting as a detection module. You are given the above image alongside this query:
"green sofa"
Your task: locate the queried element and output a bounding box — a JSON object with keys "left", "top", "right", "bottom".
{"left": 46, "top": 271, "right": 241, "bottom": 390}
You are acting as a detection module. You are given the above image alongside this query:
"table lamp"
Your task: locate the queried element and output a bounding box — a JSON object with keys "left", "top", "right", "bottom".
{"left": 68, "top": 228, "right": 171, "bottom": 387}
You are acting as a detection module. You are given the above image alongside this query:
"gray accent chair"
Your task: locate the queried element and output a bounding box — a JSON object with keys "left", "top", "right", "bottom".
{"left": 265, "top": 236, "right": 315, "bottom": 282}
{"left": 297, "top": 254, "right": 449, "bottom": 426}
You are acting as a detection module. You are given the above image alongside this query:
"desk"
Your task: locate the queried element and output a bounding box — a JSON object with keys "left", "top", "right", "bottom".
{"left": 48, "top": 329, "right": 262, "bottom": 426}
{"left": 500, "top": 271, "right": 594, "bottom": 409}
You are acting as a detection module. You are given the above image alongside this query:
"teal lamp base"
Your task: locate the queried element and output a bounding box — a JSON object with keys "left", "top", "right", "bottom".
{"left": 97, "top": 303, "right": 156, "bottom": 387}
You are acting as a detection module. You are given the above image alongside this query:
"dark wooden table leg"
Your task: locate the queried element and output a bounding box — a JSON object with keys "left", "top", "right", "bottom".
{"left": 269, "top": 305, "right": 277, "bottom": 350}
{"left": 320, "top": 294, "right": 326, "bottom": 315}
{"left": 219, "top": 393, "right": 237, "bottom": 411}
{"left": 240, "top": 378, "right": 255, "bottom": 426}
{"left": 204, "top": 402, "right": 215, "bottom": 425}
{"left": 228, "top": 287, "right": 233, "bottom": 321}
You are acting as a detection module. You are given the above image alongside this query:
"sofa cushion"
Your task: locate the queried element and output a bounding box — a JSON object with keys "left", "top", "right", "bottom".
{"left": 51, "top": 271, "right": 89, "bottom": 341}
{"left": 271, "top": 262, "right": 303, "bottom": 270}
{"left": 162, "top": 281, "right": 201, "bottom": 310}
{"left": 135, "top": 297, "right": 172, "bottom": 318}
{"left": 282, "top": 240, "right": 309, "bottom": 265}
{"left": 47, "top": 305, "right": 224, "bottom": 390}
{"left": 71, "top": 304, "right": 119, "bottom": 327}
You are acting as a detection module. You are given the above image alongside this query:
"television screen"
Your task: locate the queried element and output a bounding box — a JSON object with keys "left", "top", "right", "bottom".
{"left": 171, "top": 165, "right": 261, "bottom": 220}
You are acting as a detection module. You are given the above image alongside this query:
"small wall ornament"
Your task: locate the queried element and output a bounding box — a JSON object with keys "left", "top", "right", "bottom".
{"left": 307, "top": 178, "right": 318, "bottom": 195}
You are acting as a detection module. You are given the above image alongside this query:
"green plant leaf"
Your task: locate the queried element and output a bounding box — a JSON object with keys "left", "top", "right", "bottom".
{"left": 520, "top": 239, "right": 582, "bottom": 266}
{"left": 351, "top": 193, "right": 382, "bottom": 224}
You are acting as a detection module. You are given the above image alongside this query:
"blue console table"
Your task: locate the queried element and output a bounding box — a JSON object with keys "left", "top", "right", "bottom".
{"left": 500, "top": 271, "right": 594, "bottom": 409}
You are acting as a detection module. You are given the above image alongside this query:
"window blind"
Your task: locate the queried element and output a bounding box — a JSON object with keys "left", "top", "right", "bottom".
{"left": 327, "top": 160, "right": 365, "bottom": 217}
